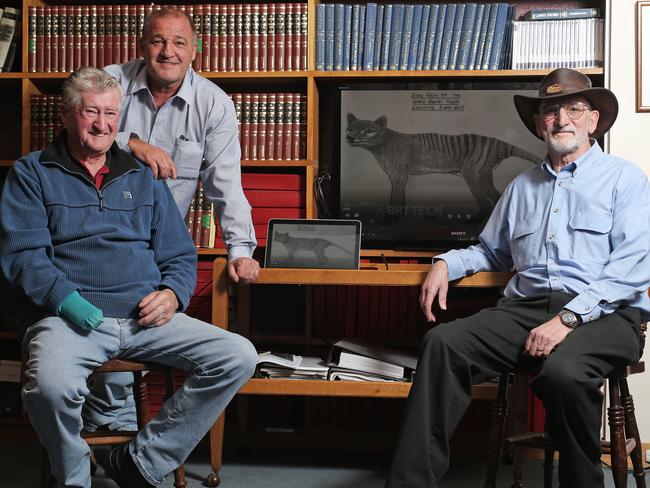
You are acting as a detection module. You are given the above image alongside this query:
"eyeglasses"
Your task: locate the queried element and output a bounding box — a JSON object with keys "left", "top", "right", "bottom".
{"left": 77, "top": 107, "right": 120, "bottom": 121}
{"left": 538, "top": 102, "right": 592, "bottom": 121}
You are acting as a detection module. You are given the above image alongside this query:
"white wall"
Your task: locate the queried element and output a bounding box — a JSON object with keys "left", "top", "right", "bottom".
{"left": 608, "top": 0, "right": 650, "bottom": 440}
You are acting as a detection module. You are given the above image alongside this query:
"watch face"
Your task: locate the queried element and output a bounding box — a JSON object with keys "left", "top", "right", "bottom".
{"left": 560, "top": 311, "right": 578, "bottom": 328}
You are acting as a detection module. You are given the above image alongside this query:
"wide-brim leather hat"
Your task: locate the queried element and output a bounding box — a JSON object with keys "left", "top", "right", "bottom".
{"left": 513, "top": 68, "right": 619, "bottom": 140}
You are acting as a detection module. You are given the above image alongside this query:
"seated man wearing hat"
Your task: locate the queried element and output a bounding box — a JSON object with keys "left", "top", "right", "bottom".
{"left": 385, "top": 68, "right": 650, "bottom": 488}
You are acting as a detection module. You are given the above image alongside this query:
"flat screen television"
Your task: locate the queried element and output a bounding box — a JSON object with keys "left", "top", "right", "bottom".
{"left": 334, "top": 83, "right": 548, "bottom": 250}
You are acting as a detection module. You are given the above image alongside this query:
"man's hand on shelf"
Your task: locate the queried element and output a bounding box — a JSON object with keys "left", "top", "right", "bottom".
{"left": 419, "top": 260, "right": 449, "bottom": 323}
{"left": 228, "top": 257, "right": 260, "bottom": 284}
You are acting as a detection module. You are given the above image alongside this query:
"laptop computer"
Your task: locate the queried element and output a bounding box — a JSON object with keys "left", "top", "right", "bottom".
{"left": 264, "top": 219, "right": 362, "bottom": 269}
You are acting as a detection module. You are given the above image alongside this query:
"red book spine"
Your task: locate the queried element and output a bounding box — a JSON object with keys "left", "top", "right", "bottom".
{"left": 284, "top": 3, "right": 293, "bottom": 71}
{"left": 226, "top": 4, "right": 235, "bottom": 71}
{"left": 300, "top": 3, "right": 308, "bottom": 70}
{"left": 266, "top": 3, "right": 275, "bottom": 71}
{"left": 81, "top": 6, "right": 90, "bottom": 68}
{"left": 103, "top": 5, "right": 113, "bottom": 68}
{"left": 210, "top": 5, "right": 219, "bottom": 72}
{"left": 251, "top": 4, "right": 260, "bottom": 71}
{"left": 30, "top": 95, "right": 40, "bottom": 151}
{"left": 97, "top": 6, "right": 105, "bottom": 69}
{"left": 66, "top": 6, "right": 75, "bottom": 72}
{"left": 234, "top": 4, "right": 243, "bottom": 71}
{"left": 257, "top": 93, "right": 267, "bottom": 160}
{"left": 293, "top": 3, "right": 302, "bottom": 71}
{"left": 28, "top": 7, "right": 37, "bottom": 72}
{"left": 43, "top": 7, "right": 51, "bottom": 73}
{"left": 249, "top": 93, "right": 259, "bottom": 160}
{"left": 57, "top": 8, "right": 66, "bottom": 71}
{"left": 218, "top": 5, "right": 227, "bottom": 72}
{"left": 274, "top": 3, "right": 285, "bottom": 71}
{"left": 38, "top": 96, "right": 47, "bottom": 149}
{"left": 242, "top": 173, "right": 304, "bottom": 190}
{"left": 251, "top": 208, "right": 305, "bottom": 223}
{"left": 50, "top": 6, "right": 59, "bottom": 72}
{"left": 300, "top": 94, "right": 307, "bottom": 159}
{"left": 274, "top": 93, "right": 285, "bottom": 160}
{"left": 137, "top": 5, "right": 145, "bottom": 58}
{"left": 35, "top": 7, "right": 44, "bottom": 72}
{"left": 128, "top": 5, "right": 137, "bottom": 62}
{"left": 57, "top": 5, "right": 68, "bottom": 72}
{"left": 242, "top": 4, "right": 252, "bottom": 72}
{"left": 202, "top": 4, "right": 211, "bottom": 72}
{"left": 72, "top": 6, "right": 82, "bottom": 69}
{"left": 193, "top": 189, "right": 204, "bottom": 248}
{"left": 192, "top": 5, "right": 203, "bottom": 72}
{"left": 112, "top": 5, "right": 121, "bottom": 64}
{"left": 241, "top": 93, "right": 251, "bottom": 161}
{"left": 89, "top": 6, "right": 98, "bottom": 67}
{"left": 258, "top": 4, "right": 267, "bottom": 71}
{"left": 231, "top": 93, "right": 242, "bottom": 143}
{"left": 283, "top": 93, "right": 293, "bottom": 161}
{"left": 292, "top": 93, "right": 301, "bottom": 160}
{"left": 265, "top": 93, "right": 276, "bottom": 159}
{"left": 244, "top": 189, "right": 305, "bottom": 208}
{"left": 120, "top": 5, "right": 129, "bottom": 64}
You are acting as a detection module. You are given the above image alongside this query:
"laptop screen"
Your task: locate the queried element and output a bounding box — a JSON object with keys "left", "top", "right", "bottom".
{"left": 265, "top": 219, "right": 362, "bottom": 269}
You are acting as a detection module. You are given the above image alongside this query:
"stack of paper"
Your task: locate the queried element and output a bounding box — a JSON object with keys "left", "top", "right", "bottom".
{"left": 327, "top": 339, "right": 418, "bottom": 382}
{"left": 257, "top": 352, "right": 329, "bottom": 380}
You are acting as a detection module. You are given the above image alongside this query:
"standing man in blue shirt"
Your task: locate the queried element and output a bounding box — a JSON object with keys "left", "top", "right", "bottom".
{"left": 83, "top": 7, "right": 260, "bottom": 432}
{"left": 386, "top": 68, "right": 650, "bottom": 488}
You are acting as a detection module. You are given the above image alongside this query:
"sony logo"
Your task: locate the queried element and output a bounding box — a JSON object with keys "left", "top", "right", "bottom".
{"left": 450, "top": 231, "right": 467, "bottom": 236}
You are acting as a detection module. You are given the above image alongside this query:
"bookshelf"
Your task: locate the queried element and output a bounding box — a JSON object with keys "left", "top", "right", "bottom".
{"left": 0, "top": 0, "right": 609, "bottom": 485}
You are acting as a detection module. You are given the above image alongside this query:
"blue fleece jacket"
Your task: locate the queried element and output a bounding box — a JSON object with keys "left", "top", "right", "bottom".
{"left": 0, "top": 132, "right": 197, "bottom": 319}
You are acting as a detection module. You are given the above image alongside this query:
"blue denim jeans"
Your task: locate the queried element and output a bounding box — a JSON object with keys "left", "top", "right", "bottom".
{"left": 22, "top": 313, "right": 257, "bottom": 488}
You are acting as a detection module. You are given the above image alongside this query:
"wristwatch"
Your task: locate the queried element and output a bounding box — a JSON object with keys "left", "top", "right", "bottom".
{"left": 558, "top": 309, "right": 582, "bottom": 329}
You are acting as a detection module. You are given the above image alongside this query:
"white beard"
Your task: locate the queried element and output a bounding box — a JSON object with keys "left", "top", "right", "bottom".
{"left": 542, "top": 125, "right": 589, "bottom": 156}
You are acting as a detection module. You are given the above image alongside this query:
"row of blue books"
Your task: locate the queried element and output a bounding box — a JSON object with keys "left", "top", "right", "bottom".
{"left": 315, "top": 2, "right": 514, "bottom": 71}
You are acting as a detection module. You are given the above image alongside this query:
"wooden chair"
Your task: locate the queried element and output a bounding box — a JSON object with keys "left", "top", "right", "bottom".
{"left": 484, "top": 357, "right": 646, "bottom": 488}
{"left": 40, "top": 359, "right": 187, "bottom": 488}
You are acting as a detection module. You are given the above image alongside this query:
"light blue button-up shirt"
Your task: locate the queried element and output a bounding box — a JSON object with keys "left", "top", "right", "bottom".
{"left": 438, "top": 141, "right": 650, "bottom": 322}
{"left": 104, "top": 60, "right": 256, "bottom": 261}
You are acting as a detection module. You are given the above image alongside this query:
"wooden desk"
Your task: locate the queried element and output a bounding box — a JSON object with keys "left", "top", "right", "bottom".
{"left": 205, "top": 258, "right": 512, "bottom": 486}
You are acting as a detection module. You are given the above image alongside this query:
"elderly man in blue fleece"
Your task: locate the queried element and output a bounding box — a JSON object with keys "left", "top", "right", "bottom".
{"left": 0, "top": 67, "right": 257, "bottom": 488}
{"left": 386, "top": 68, "right": 650, "bottom": 488}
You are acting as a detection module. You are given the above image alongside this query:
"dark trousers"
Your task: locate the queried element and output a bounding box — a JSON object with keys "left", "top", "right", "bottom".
{"left": 385, "top": 292, "right": 643, "bottom": 488}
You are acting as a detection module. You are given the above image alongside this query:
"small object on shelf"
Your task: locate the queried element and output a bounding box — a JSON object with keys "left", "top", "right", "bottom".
{"left": 327, "top": 338, "right": 417, "bottom": 381}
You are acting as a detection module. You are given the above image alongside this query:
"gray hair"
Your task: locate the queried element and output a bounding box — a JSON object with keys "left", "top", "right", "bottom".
{"left": 142, "top": 7, "right": 197, "bottom": 42}
{"left": 61, "top": 67, "right": 123, "bottom": 113}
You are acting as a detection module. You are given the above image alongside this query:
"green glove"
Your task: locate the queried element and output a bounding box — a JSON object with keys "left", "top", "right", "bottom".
{"left": 58, "top": 291, "right": 104, "bottom": 330}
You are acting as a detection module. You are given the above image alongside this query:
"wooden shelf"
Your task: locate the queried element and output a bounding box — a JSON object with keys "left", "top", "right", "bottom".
{"left": 241, "top": 159, "right": 316, "bottom": 168}
{"left": 251, "top": 266, "right": 512, "bottom": 287}
{"left": 10, "top": 67, "right": 604, "bottom": 82}
{"left": 310, "top": 67, "right": 604, "bottom": 79}
{"left": 0, "top": 160, "right": 15, "bottom": 167}
{"left": 239, "top": 377, "right": 498, "bottom": 400}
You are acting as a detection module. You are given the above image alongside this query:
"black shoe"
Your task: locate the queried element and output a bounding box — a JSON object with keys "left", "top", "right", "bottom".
{"left": 103, "top": 443, "right": 155, "bottom": 488}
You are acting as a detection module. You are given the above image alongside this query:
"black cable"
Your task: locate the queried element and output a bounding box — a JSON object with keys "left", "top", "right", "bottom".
{"left": 315, "top": 172, "right": 331, "bottom": 218}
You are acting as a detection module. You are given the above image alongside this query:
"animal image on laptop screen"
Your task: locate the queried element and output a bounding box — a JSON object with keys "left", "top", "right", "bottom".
{"left": 265, "top": 219, "right": 362, "bottom": 269}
